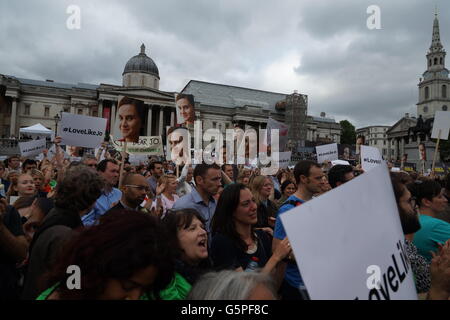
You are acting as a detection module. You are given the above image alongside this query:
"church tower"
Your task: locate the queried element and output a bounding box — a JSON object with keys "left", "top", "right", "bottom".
{"left": 417, "top": 12, "right": 450, "bottom": 119}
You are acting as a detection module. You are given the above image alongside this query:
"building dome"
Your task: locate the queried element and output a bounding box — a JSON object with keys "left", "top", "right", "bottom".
{"left": 123, "top": 44, "right": 159, "bottom": 79}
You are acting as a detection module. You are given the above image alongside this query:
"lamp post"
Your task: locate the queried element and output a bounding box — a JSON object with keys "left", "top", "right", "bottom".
{"left": 54, "top": 113, "right": 60, "bottom": 136}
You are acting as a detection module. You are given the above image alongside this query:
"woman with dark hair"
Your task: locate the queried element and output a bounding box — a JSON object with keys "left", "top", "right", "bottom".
{"left": 117, "top": 96, "right": 145, "bottom": 143}
{"left": 407, "top": 179, "right": 449, "bottom": 262}
{"left": 36, "top": 210, "right": 174, "bottom": 300}
{"left": 160, "top": 208, "right": 210, "bottom": 298}
{"left": 210, "top": 183, "right": 291, "bottom": 289}
{"left": 22, "top": 167, "right": 104, "bottom": 300}
{"left": 277, "top": 180, "right": 296, "bottom": 209}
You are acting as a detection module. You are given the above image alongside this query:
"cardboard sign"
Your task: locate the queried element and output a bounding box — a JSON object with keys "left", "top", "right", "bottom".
{"left": 361, "top": 145, "right": 383, "bottom": 172}
{"left": 266, "top": 118, "right": 289, "bottom": 152}
{"left": 59, "top": 112, "right": 107, "bottom": 148}
{"left": 19, "top": 139, "right": 46, "bottom": 157}
{"left": 431, "top": 111, "right": 450, "bottom": 140}
{"left": 280, "top": 164, "right": 417, "bottom": 300}
{"left": 275, "top": 151, "right": 292, "bottom": 169}
{"left": 315, "top": 143, "right": 338, "bottom": 163}
{"left": 112, "top": 136, "right": 164, "bottom": 156}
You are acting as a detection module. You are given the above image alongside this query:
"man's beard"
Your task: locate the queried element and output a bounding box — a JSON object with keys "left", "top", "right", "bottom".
{"left": 399, "top": 206, "right": 421, "bottom": 235}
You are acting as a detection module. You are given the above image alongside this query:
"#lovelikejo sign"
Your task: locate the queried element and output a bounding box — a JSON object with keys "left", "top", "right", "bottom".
{"left": 280, "top": 164, "right": 417, "bottom": 300}
{"left": 19, "top": 139, "right": 46, "bottom": 157}
{"left": 315, "top": 143, "right": 338, "bottom": 163}
{"left": 361, "top": 145, "right": 383, "bottom": 172}
{"left": 58, "top": 112, "right": 107, "bottom": 148}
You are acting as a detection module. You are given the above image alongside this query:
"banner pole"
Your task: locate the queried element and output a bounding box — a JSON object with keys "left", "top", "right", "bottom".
{"left": 118, "top": 141, "right": 127, "bottom": 189}
{"left": 431, "top": 129, "right": 441, "bottom": 173}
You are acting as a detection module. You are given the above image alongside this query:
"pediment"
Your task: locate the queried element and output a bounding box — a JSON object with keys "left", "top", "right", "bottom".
{"left": 387, "top": 117, "right": 417, "bottom": 134}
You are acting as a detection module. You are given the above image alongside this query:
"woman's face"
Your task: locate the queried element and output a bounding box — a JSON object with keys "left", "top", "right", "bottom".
{"left": 284, "top": 183, "right": 296, "bottom": 197}
{"left": 165, "top": 178, "right": 178, "bottom": 194}
{"left": 176, "top": 98, "right": 194, "bottom": 124}
{"left": 178, "top": 217, "right": 208, "bottom": 264}
{"left": 15, "top": 174, "right": 36, "bottom": 196}
{"left": 242, "top": 177, "right": 249, "bottom": 186}
{"left": 99, "top": 265, "right": 158, "bottom": 300}
{"left": 260, "top": 178, "right": 273, "bottom": 199}
{"left": 67, "top": 146, "right": 80, "bottom": 156}
{"left": 119, "top": 104, "right": 142, "bottom": 142}
{"left": 233, "top": 188, "right": 258, "bottom": 226}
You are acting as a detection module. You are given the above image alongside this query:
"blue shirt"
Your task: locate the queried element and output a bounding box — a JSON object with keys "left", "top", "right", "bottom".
{"left": 82, "top": 188, "right": 122, "bottom": 226}
{"left": 413, "top": 214, "right": 450, "bottom": 262}
{"left": 274, "top": 194, "right": 305, "bottom": 289}
{"left": 172, "top": 187, "right": 217, "bottom": 235}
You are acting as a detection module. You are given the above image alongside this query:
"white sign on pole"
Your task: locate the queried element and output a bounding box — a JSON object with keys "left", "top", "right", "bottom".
{"left": 273, "top": 151, "right": 292, "bottom": 169}
{"left": 361, "top": 145, "right": 383, "bottom": 172}
{"left": 19, "top": 139, "right": 47, "bottom": 157}
{"left": 58, "top": 112, "right": 107, "bottom": 148}
{"left": 280, "top": 164, "right": 417, "bottom": 300}
{"left": 112, "top": 136, "right": 164, "bottom": 155}
{"left": 431, "top": 111, "right": 450, "bottom": 140}
{"left": 315, "top": 143, "right": 338, "bottom": 163}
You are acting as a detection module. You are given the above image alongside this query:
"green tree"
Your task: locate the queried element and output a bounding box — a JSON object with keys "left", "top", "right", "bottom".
{"left": 340, "top": 120, "right": 356, "bottom": 145}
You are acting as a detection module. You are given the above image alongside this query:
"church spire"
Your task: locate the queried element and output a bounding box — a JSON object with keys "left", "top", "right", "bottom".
{"left": 430, "top": 10, "right": 444, "bottom": 52}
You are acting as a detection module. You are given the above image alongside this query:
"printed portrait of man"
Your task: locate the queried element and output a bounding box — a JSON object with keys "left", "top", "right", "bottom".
{"left": 167, "top": 126, "right": 190, "bottom": 166}
{"left": 175, "top": 93, "right": 195, "bottom": 126}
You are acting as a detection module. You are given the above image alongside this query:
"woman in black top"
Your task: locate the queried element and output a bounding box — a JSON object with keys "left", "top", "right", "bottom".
{"left": 210, "top": 183, "right": 291, "bottom": 289}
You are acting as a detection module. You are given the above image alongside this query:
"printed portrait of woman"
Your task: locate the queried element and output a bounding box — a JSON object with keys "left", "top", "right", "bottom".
{"left": 175, "top": 94, "right": 195, "bottom": 126}
{"left": 116, "top": 96, "right": 146, "bottom": 143}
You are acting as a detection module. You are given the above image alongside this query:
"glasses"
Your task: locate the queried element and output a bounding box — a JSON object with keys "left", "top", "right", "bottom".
{"left": 125, "top": 185, "right": 150, "bottom": 192}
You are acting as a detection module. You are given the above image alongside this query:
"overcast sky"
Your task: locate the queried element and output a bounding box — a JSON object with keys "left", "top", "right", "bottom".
{"left": 1, "top": 0, "right": 448, "bottom": 128}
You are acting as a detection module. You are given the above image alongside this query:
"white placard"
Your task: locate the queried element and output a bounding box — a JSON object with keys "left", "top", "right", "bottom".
{"left": 58, "top": 112, "right": 107, "bottom": 148}
{"left": 315, "top": 143, "right": 338, "bottom": 163}
{"left": 331, "top": 159, "right": 350, "bottom": 166}
{"left": 431, "top": 111, "right": 450, "bottom": 140}
{"left": 361, "top": 145, "right": 383, "bottom": 172}
{"left": 19, "top": 139, "right": 46, "bottom": 157}
{"left": 280, "top": 164, "right": 417, "bottom": 300}
{"left": 112, "top": 136, "right": 164, "bottom": 155}
{"left": 274, "top": 151, "right": 292, "bottom": 169}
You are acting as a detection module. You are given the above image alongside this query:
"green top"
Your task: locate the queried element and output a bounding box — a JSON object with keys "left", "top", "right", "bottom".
{"left": 413, "top": 214, "right": 450, "bottom": 262}
{"left": 36, "top": 273, "right": 191, "bottom": 300}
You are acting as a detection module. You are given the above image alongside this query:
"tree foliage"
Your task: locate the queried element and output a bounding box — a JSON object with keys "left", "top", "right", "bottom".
{"left": 340, "top": 120, "right": 356, "bottom": 145}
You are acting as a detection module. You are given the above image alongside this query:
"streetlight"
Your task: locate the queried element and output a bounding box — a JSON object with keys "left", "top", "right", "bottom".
{"left": 54, "top": 113, "right": 60, "bottom": 136}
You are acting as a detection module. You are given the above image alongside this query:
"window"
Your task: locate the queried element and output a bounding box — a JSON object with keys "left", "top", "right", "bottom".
{"left": 383, "top": 141, "right": 386, "bottom": 145}
{"left": 429, "top": 59, "right": 432, "bottom": 67}
{"left": 92, "top": 111, "right": 98, "bottom": 117}
{"left": 434, "top": 58, "right": 438, "bottom": 65}
{"left": 423, "top": 106, "right": 428, "bottom": 113}
{"left": 24, "top": 104, "right": 30, "bottom": 115}
{"left": 443, "top": 105, "right": 448, "bottom": 111}
{"left": 440, "top": 57, "right": 443, "bottom": 65}
{"left": 212, "top": 122, "right": 216, "bottom": 128}
{"left": 425, "top": 87, "right": 429, "bottom": 99}
{"left": 78, "top": 109, "right": 83, "bottom": 115}
{"left": 383, "top": 149, "right": 386, "bottom": 156}
{"left": 63, "top": 107, "right": 70, "bottom": 113}
{"left": 44, "top": 106, "right": 50, "bottom": 117}
{"left": 442, "top": 85, "right": 447, "bottom": 98}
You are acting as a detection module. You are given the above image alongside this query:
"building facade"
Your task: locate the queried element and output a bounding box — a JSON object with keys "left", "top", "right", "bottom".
{"left": 356, "top": 125, "right": 391, "bottom": 158}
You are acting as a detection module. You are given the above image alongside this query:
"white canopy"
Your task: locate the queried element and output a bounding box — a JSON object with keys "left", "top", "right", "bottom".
{"left": 19, "top": 123, "right": 53, "bottom": 136}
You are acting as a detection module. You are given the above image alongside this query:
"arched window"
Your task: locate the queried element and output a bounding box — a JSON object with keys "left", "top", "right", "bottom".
{"left": 425, "top": 86, "right": 429, "bottom": 99}
{"left": 442, "top": 85, "right": 447, "bottom": 98}
{"left": 429, "top": 59, "right": 432, "bottom": 67}
{"left": 443, "top": 105, "right": 448, "bottom": 111}
{"left": 440, "top": 57, "right": 443, "bottom": 64}
{"left": 434, "top": 58, "right": 438, "bottom": 65}
{"left": 423, "top": 106, "right": 429, "bottom": 113}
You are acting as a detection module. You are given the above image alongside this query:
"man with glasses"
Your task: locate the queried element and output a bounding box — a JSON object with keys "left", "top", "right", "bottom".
{"left": 107, "top": 173, "right": 150, "bottom": 212}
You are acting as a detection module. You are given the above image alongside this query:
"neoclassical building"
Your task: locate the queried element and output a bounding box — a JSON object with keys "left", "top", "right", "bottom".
{"left": 0, "top": 43, "right": 341, "bottom": 154}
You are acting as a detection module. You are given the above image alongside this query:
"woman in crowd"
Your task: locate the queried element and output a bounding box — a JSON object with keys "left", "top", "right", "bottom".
{"left": 236, "top": 172, "right": 249, "bottom": 187}
{"left": 187, "top": 270, "right": 276, "bottom": 300}
{"left": 160, "top": 208, "right": 211, "bottom": 298}
{"left": 156, "top": 174, "right": 179, "bottom": 218}
{"left": 276, "top": 180, "right": 296, "bottom": 209}
{"left": 36, "top": 210, "right": 174, "bottom": 300}
{"left": 250, "top": 176, "right": 278, "bottom": 228}
{"left": 210, "top": 183, "right": 291, "bottom": 289}
{"left": 6, "top": 173, "right": 36, "bottom": 205}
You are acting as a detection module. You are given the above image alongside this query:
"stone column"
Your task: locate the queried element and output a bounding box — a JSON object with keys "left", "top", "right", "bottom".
{"left": 170, "top": 111, "right": 175, "bottom": 127}
{"left": 98, "top": 99, "right": 103, "bottom": 118}
{"left": 147, "top": 105, "right": 153, "bottom": 136}
{"left": 10, "top": 98, "right": 17, "bottom": 137}
{"left": 387, "top": 139, "right": 392, "bottom": 160}
{"left": 111, "top": 101, "right": 117, "bottom": 131}
{"left": 159, "top": 107, "right": 164, "bottom": 136}
{"left": 70, "top": 103, "right": 75, "bottom": 114}
{"left": 400, "top": 138, "right": 405, "bottom": 158}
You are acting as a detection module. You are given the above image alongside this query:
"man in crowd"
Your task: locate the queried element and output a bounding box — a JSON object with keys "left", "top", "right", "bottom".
{"left": 21, "top": 159, "right": 38, "bottom": 173}
{"left": 108, "top": 173, "right": 150, "bottom": 212}
{"left": 327, "top": 164, "right": 355, "bottom": 189}
{"left": 172, "top": 163, "right": 221, "bottom": 235}
{"left": 82, "top": 155, "right": 98, "bottom": 170}
{"left": 147, "top": 161, "right": 163, "bottom": 195}
{"left": 82, "top": 159, "right": 121, "bottom": 226}
{"left": 273, "top": 160, "right": 325, "bottom": 299}
{"left": 7, "top": 156, "right": 21, "bottom": 172}
{"left": 177, "top": 165, "right": 195, "bottom": 197}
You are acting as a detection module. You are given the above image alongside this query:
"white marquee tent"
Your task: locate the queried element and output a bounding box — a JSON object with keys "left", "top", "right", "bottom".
{"left": 19, "top": 123, "right": 53, "bottom": 136}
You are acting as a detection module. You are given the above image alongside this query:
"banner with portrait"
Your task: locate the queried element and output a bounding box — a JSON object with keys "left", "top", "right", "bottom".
{"left": 175, "top": 93, "right": 196, "bottom": 127}
{"left": 113, "top": 96, "right": 147, "bottom": 144}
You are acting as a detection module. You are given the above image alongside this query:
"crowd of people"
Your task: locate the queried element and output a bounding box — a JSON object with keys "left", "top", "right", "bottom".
{"left": 1, "top": 137, "right": 450, "bottom": 300}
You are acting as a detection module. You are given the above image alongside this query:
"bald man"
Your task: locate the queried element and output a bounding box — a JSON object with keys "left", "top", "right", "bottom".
{"left": 107, "top": 173, "right": 150, "bottom": 212}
